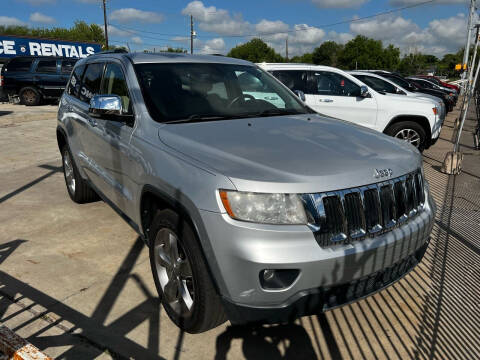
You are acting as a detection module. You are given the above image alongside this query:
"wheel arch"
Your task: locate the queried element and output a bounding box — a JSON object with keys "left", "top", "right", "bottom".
{"left": 139, "top": 184, "right": 228, "bottom": 295}
{"left": 384, "top": 115, "right": 432, "bottom": 147}
{"left": 56, "top": 126, "right": 68, "bottom": 153}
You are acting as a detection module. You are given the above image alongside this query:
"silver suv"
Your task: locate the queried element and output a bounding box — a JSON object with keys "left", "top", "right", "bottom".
{"left": 57, "top": 52, "right": 436, "bottom": 333}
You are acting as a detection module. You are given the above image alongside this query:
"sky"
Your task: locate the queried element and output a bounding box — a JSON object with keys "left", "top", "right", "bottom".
{"left": 1, "top": 0, "right": 475, "bottom": 57}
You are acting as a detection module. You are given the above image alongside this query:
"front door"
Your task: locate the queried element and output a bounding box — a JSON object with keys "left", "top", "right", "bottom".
{"left": 305, "top": 70, "right": 378, "bottom": 129}
{"left": 90, "top": 62, "right": 136, "bottom": 219}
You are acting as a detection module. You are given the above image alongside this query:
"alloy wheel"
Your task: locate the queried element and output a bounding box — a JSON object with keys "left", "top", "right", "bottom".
{"left": 63, "top": 150, "right": 76, "bottom": 194}
{"left": 153, "top": 228, "right": 194, "bottom": 317}
{"left": 394, "top": 128, "right": 421, "bottom": 148}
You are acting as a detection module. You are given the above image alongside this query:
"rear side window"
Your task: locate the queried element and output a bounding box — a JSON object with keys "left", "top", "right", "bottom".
{"left": 61, "top": 60, "right": 76, "bottom": 74}
{"left": 79, "top": 63, "right": 104, "bottom": 103}
{"left": 36, "top": 60, "right": 58, "bottom": 73}
{"left": 67, "top": 64, "right": 86, "bottom": 98}
{"left": 6, "top": 58, "right": 33, "bottom": 72}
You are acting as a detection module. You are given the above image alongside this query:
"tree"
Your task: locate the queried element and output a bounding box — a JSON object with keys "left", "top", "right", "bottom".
{"left": 338, "top": 35, "right": 400, "bottom": 70}
{"left": 312, "top": 41, "right": 343, "bottom": 66}
{"left": 291, "top": 53, "right": 313, "bottom": 64}
{"left": 227, "top": 38, "right": 284, "bottom": 63}
{"left": 0, "top": 21, "right": 105, "bottom": 45}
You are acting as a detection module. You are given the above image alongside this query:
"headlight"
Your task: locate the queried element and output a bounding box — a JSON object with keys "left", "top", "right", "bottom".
{"left": 219, "top": 190, "right": 308, "bottom": 224}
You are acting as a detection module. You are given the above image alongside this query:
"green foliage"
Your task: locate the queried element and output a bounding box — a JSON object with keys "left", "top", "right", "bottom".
{"left": 0, "top": 21, "right": 104, "bottom": 45}
{"left": 227, "top": 38, "right": 284, "bottom": 63}
{"left": 337, "top": 35, "right": 400, "bottom": 70}
{"left": 312, "top": 41, "right": 343, "bottom": 66}
{"left": 290, "top": 53, "right": 313, "bottom": 64}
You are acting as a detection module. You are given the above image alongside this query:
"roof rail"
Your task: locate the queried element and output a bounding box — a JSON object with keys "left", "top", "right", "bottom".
{"left": 98, "top": 48, "right": 128, "bottom": 54}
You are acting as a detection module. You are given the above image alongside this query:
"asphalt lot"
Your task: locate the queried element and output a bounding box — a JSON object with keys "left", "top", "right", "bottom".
{"left": 0, "top": 102, "right": 479, "bottom": 359}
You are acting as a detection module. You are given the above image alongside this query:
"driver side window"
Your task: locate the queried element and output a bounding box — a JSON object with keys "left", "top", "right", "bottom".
{"left": 100, "top": 63, "right": 132, "bottom": 114}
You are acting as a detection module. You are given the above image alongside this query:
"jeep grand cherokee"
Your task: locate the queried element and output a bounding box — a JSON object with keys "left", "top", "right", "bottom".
{"left": 57, "top": 52, "right": 435, "bottom": 333}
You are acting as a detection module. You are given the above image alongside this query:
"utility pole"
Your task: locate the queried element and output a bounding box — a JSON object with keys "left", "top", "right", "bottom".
{"left": 285, "top": 37, "right": 289, "bottom": 61}
{"left": 190, "top": 15, "right": 194, "bottom": 54}
{"left": 102, "top": 0, "right": 109, "bottom": 49}
{"left": 462, "top": 0, "right": 476, "bottom": 91}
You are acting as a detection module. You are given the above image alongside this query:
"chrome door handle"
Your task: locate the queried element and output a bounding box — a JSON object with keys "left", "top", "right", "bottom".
{"left": 321, "top": 99, "right": 334, "bottom": 103}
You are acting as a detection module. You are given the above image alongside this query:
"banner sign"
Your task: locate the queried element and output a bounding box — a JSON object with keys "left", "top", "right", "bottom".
{"left": 0, "top": 36, "right": 101, "bottom": 59}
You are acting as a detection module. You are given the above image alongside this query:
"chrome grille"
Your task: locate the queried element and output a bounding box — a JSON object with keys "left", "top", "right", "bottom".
{"left": 306, "top": 170, "right": 425, "bottom": 247}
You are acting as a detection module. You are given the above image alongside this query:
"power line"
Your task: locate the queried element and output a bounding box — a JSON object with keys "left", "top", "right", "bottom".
{"left": 110, "top": 0, "right": 436, "bottom": 41}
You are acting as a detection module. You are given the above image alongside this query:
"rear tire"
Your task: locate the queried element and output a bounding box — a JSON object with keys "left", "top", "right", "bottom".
{"left": 149, "top": 209, "right": 227, "bottom": 333}
{"left": 61, "top": 145, "right": 98, "bottom": 203}
{"left": 385, "top": 121, "right": 427, "bottom": 152}
{"left": 19, "top": 87, "right": 41, "bottom": 106}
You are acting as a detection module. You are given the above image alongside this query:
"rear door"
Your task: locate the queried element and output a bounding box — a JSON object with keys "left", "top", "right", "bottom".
{"left": 305, "top": 70, "right": 378, "bottom": 128}
{"left": 33, "top": 59, "right": 63, "bottom": 98}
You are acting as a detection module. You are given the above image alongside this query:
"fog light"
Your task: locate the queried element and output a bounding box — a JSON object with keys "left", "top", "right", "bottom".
{"left": 259, "top": 269, "right": 300, "bottom": 290}
{"left": 263, "top": 269, "right": 275, "bottom": 281}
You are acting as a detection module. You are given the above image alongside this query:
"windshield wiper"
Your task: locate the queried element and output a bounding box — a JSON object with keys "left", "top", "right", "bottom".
{"left": 165, "top": 114, "right": 243, "bottom": 124}
{"left": 254, "top": 108, "right": 306, "bottom": 117}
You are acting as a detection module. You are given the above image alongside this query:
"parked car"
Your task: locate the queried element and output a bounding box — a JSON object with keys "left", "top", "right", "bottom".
{"left": 414, "top": 74, "right": 460, "bottom": 92}
{"left": 261, "top": 63, "right": 442, "bottom": 151}
{"left": 57, "top": 52, "right": 435, "bottom": 333}
{"left": 408, "top": 77, "right": 458, "bottom": 102}
{"left": 367, "top": 71, "right": 456, "bottom": 112}
{"left": 348, "top": 71, "right": 446, "bottom": 132}
{"left": 1, "top": 56, "right": 77, "bottom": 105}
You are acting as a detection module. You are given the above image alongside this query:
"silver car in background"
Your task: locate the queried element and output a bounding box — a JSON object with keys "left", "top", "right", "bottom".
{"left": 57, "top": 52, "right": 435, "bottom": 333}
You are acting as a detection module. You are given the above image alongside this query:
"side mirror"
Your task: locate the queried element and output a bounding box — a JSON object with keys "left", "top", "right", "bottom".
{"left": 89, "top": 95, "right": 123, "bottom": 119}
{"left": 396, "top": 87, "right": 406, "bottom": 95}
{"left": 294, "top": 90, "right": 306, "bottom": 102}
{"left": 360, "top": 85, "right": 370, "bottom": 98}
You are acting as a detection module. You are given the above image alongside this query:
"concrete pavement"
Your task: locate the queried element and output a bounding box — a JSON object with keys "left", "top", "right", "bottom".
{"left": 0, "top": 103, "right": 479, "bottom": 359}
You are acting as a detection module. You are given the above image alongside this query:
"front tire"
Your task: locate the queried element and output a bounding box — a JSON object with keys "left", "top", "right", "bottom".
{"left": 149, "top": 209, "right": 226, "bottom": 333}
{"left": 385, "top": 121, "right": 427, "bottom": 152}
{"left": 61, "top": 145, "right": 98, "bottom": 203}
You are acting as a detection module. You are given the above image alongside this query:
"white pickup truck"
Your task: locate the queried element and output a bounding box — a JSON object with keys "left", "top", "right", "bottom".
{"left": 260, "top": 63, "right": 444, "bottom": 151}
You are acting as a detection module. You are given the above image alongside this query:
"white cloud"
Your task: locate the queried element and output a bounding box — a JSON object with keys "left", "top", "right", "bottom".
{"left": 311, "top": 0, "right": 368, "bottom": 8}
{"left": 350, "top": 16, "right": 418, "bottom": 41}
{"left": 349, "top": 14, "right": 469, "bottom": 56}
{"left": 29, "top": 12, "right": 55, "bottom": 24}
{"left": 110, "top": 8, "right": 164, "bottom": 24}
{"left": 0, "top": 16, "right": 26, "bottom": 26}
{"left": 326, "top": 31, "right": 354, "bottom": 44}
{"left": 182, "top": 1, "right": 251, "bottom": 36}
{"left": 199, "top": 37, "right": 226, "bottom": 54}
{"left": 256, "top": 19, "right": 289, "bottom": 34}
{"left": 130, "top": 36, "right": 143, "bottom": 44}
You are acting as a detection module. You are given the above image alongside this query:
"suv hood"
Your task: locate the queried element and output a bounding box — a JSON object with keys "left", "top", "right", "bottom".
{"left": 158, "top": 114, "right": 422, "bottom": 193}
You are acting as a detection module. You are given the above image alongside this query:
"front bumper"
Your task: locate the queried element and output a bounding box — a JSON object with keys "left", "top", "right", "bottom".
{"left": 223, "top": 239, "right": 429, "bottom": 324}
{"left": 200, "top": 188, "right": 436, "bottom": 324}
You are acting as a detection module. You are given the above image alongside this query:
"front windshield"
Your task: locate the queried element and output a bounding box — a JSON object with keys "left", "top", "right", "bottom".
{"left": 134, "top": 63, "right": 310, "bottom": 123}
